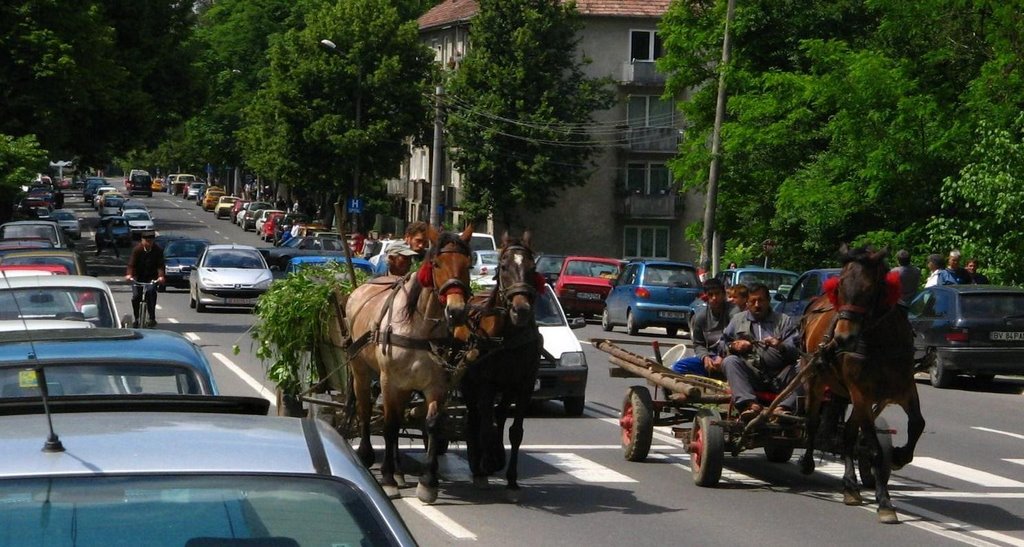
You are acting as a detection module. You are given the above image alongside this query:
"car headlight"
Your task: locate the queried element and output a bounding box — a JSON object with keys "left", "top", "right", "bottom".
{"left": 559, "top": 351, "right": 587, "bottom": 367}
{"left": 255, "top": 278, "right": 272, "bottom": 290}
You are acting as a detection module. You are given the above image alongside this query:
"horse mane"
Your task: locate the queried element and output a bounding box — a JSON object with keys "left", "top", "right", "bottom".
{"left": 831, "top": 245, "right": 900, "bottom": 308}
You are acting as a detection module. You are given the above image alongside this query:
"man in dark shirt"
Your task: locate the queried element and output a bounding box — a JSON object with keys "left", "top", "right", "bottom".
{"left": 671, "top": 279, "right": 737, "bottom": 376}
{"left": 125, "top": 232, "right": 165, "bottom": 327}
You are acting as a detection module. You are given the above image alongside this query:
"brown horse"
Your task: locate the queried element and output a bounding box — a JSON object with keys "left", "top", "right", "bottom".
{"left": 345, "top": 225, "right": 474, "bottom": 503}
{"left": 460, "top": 232, "right": 543, "bottom": 501}
{"left": 798, "top": 245, "right": 925, "bottom": 523}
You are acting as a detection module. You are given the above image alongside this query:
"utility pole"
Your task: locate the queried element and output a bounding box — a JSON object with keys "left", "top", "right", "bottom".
{"left": 429, "top": 85, "right": 445, "bottom": 227}
{"left": 700, "top": 0, "right": 736, "bottom": 279}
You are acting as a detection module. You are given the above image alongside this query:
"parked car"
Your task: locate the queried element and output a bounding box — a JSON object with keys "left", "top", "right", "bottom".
{"left": 0, "top": 220, "right": 71, "bottom": 249}
{"left": 229, "top": 198, "right": 250, "bottom": 223}
{"left": 602, "top": 259, "right": 701, "bottom": 336}
{"left": 214, "top": 195, "right": 240, "bottom": 219}
{"left": 260, "top": 236, "right": 347, "bottom": 270}
{"left": 185, "top": 182, "right": 205, "bottom": 200}
{"left": 273, "top": 213, "right": 309, "bottom": 244}
{"left": 0, "top": 264, "right": 69, "bottom": 276}
{"left": 716, "top": 266, "right": 799, "bottom": 299}
{"left": 47, "top": 209, "right": 81, "bottom": 240}
{"left": 470, "top": 232, "right": 497, "bottom": 252}
{"left": 470, "top": 249, "right": 499, "bottom": 287}
{"left": 0, "top": 250, "right": 88, "bottom": 276}
{"left": 0, "top": 396, "right": 417, "bottom": 546}
{"left": 0, "top": 275, "right": 123, "bottom": 328}
{"left": 537, "top": 254, "right": 567, "bottom": 285}
{"left": 908, "top": 284, "right": 1024, "bottom": 388}
{"left": 774, "top": 268, "right": 842, "bottom": 318}
{"left": 0, "top": 239, "right": 55, "bottom": 256}
{"left": 127, "top": 173, "right": 153, "bottom": 197}
{"left": 240, "top": 201, "right": 273, "bottom": 230}
{"left": 534, "top": 283, "right": 589, "bottom": 415}
{"left": 553, "top": 256, "right": 625, "bottom": 318}
{"left": 189, "top": 244, "right": 273, "bottom": 312}
{"left": 285, "top": 255, "right": 374, "bottom": 275}
{"left": 0, "top": 328, "right": 218, "bottom": 397}
{"left": 162, "top": 238, "right": 209, "bottom": 291}
{"left": 202, "top": 188, "right": 225, "bottom": 211}
{"left": 261, "top": 210, "right": 286, "bottom": 241}
{"left": 254, "top": 208, "right": 285, "bottom": 234}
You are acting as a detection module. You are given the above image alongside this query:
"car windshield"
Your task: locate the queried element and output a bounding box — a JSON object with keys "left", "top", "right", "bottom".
{"left": 0, "top": 475, "right": 393, "bottom": 546}
{"left": 564, "top": 259, "right": 620, "bottom": 279}
{"left": 536, "top": 256, "right": 565, "bottom": 274}
{"left": 1, "top": 256, "right": 78, "bottom": 274}
{"left": 165, "top": 240, "right": 207, "bottom": 259}
{"left": 204, "top": 250, "right": 265, "bottom": 269}
{"left": 737, "top": 271, "right": 799, "bottom": 292}
{"left": 0, "top": 363, "right": 204, "bottom": 397}
{"left": 1, "top": 226, "right": 57, "bottom": 244}
{"left": 50, "top": 211, "right": 74, "bottom": 221}
{"left": 535, "top": 286, "right": 566, "bottom": 327}
{"left": 123, "top": 211, "right": 150, "bottom": 221}
{"left": 104, "top": 197, "right": 124, "bottom": 207}
{"left": 960, "top": 293, "right": 1024, "bottom": 319}
{"left": 644, "top": 265, "right": 699, "bottom": 287}
{"left": 0, "top": 287, "right": 115, "bottom": 327}
{"left": 476, "top": 251, "right": 499, "bottom": 266}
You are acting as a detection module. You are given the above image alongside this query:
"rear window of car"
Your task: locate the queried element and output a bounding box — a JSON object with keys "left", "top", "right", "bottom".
{"left": 960, "top": 293, "right": 1024, "bottom": 319}
{"left": 1, "top": 226, "right": 57, "bottom": 243}
{"left": 643, "top": 265, "right": 699, "bottom": 287}
{"left": 537, "top": 255, "right": 565, "bottom": 274}
{"left": 131, "top": 175, "right": 152, "bottom": 185}
{"left": 736, "top": 271, "right": 799, "bottom": 291}
{"left": 564, "top": 260, "right": 620, "bottom": 278}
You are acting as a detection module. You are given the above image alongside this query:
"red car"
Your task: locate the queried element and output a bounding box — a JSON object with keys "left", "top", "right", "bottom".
{"left": 554, "top": 256, "right": 625, "bottom": 318}
{"left": 261, "top": 211, "right": 286, "bottom": 241}
{"left": 230, "top": 199, "right": 250, "bottom": 224}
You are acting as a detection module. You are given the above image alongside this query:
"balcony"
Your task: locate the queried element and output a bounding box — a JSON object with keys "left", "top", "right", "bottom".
{"left": 621, "top": 61, "right": 666, "bottom": 85}
{"left": 615, "top": 193, "right": 679, "bottom": 219}
{"left": 624, "top": 127, "right": 680, "bottom": 153}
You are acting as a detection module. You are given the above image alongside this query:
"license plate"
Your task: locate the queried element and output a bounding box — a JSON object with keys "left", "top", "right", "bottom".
{"left": 226, "top": 298, "right": 254, "bottom": 305}
{"left": 659, "top": 311, "right": 688, "bottom": 319}
{"left": 990, "top": 331, "right": 1024, "bottom": 341}
{"left": 577, "top": 292, "right": 601, "bottom": 301}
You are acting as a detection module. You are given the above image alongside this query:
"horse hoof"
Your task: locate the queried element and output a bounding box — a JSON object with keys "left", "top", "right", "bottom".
{"left": 417, "top": 483, "right": 439, "bottom": 504}
{"left": 472, "top": 476, "right": 489, "bottom": 489}
{"left": 843, "top": 491, "right": 863, "bottom": 506}
{"left": 505, "top": 488, "right": 522, "bottom": 504}
{"left": 799, "top": 458, "right": 815, "bottom": 475}
{"left": 878, "top": 508, "right": 899, "bottom": 524}
{"left": 383, "top": 485, "right": 401, "bottom": 499}
{"left": 395, "top": 473, "right": 409, "bottom": 489}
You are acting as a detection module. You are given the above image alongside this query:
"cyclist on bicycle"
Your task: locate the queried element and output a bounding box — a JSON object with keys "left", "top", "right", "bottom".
{"left": 125, "top": 231, "right": 165, "bottom": 328}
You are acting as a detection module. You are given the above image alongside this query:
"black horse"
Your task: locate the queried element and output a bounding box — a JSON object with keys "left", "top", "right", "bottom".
{"left": 460, "top": 232, "right": 543, "bottom": 501}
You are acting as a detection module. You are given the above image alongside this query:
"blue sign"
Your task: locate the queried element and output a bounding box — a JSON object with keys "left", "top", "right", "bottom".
{"left": 436, "top": 204, "right": 445, "bottom": 216}
{"left": 205, "top": 163, "right": 214, "bottom": 174}
{"left": 346, "top": 198, "right": 363, "bottom": 214}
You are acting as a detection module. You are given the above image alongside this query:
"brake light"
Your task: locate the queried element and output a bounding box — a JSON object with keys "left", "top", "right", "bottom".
{"left": 635, "top": 287, "right": 650, "bottom": 298}
{"left": 945, "top": 330, "right": 969, "bottom": 343}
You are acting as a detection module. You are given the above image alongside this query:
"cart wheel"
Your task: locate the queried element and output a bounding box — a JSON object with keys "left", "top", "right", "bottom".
{"left": 763, "top": 445, "right": 794, "bottom": 463}
{"left": 858, "top": 420, "right": 894, "bottom": 489}
{"left": 621, "top": 386, "right": 653, "bottom": 462}
{"left": 563, "top": 396, "right": 585, "bottom": 417}
{"left": 691, "top": 413, "right": 724, "bottom": 487}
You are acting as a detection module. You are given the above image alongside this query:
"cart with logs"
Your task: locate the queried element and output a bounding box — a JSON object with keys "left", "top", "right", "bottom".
{"left": 594, "top": 338, "right": 891, "bottom": 488}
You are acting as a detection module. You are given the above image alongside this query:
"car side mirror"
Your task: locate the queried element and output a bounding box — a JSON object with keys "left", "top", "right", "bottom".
{"left": 569, "top": 317, "right": 586, "bottom": 329}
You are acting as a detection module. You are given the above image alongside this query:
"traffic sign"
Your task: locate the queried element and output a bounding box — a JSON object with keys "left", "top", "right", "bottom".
{"left": 346, "top": 198, "right": 363, "bottom": 214}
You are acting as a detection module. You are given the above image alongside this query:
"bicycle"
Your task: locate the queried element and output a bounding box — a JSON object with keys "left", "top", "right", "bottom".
{"left": 132, "top": 280, "right": 158, "bottom": 328}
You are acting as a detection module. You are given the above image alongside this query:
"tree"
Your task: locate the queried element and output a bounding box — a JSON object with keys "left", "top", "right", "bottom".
{"left": 444, "top": 0, "right": 614, "bottom": 225}
{"left": 0, "top": 134, "right": 48, "bottom": 222}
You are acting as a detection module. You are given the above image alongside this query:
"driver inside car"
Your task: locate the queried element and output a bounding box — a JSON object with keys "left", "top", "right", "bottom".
{"left": 718, "top": 282, "right": 801, "bottom": 421}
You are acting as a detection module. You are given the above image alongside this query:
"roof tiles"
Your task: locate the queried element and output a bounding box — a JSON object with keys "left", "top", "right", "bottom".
{"left": 419, "top": 0, "right": 669, "bottom": 29}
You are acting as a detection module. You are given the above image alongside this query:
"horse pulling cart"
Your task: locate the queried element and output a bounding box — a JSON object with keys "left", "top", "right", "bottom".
{"left": 594, "top": 337, "right": 892, "bottom": 491}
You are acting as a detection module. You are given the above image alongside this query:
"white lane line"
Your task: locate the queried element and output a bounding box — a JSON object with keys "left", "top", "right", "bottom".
{"left": 410, "top": 453, "right": 473, "bottom": 482}
{"left": 213, "top": 230, "right": 221, "bottom": 234}
{"left": 532, "top": 452, "right": 636, "bottom": 483}
{"left": 223, "top": 236, "right": 230, "bottom": 240}
{"left": 973, "top": 426, "right": 1024, "bottom": 441}
{"left": 909, "top": 457, "right": 1024, "bottom": 487}
{"left": 166, "top": 318, "right": 179, "bottom": 324}
{"left": 211, "top": 352, "right": 277, "bottom": 407}
{"left": 896, "top": 492, "right": 1024, "bottom": 499}
{"left": 401, "top": 498, "right": 477, "bottom": 541}
{"left": 184, "top": 332, "right": 200, "bottom": 342}
{"left": 1006, "top": 459, "right": 1024, "bottom": 467}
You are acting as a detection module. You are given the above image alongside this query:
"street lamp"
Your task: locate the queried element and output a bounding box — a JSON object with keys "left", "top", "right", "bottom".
{"left": 318, "top": 38, "right": 361, "bottom": 234}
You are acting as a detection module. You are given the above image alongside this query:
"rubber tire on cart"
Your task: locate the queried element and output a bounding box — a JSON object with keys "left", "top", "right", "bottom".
{"left": 665, "top": 327, "right": 678, "bottom": 338}
{"left": 926, "top": 350, "right": 954, "bottom": 388}
{"left": 692, "top": 412, "right": 725, "bottom": 487}
{"left": 563, "top": 396, "right": 585, "bottom": 417}
{"left": 858, "top": 418, "right": 894, "bottom": 489}
{"left": 626, "top": 310, "right": 639, "bottom": 336}
{"left": 601, "top": 308, "right": 613, "bottom": 332}
{"left": 763, "top": 444, "right": 794, "bottom": 463}
{"left": 621, "top": 386, "right": 654, "bottom": 462}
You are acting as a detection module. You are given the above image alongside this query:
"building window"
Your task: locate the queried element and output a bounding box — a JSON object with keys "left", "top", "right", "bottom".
{"left": 624, "top": 226, "right": 669, "bottom": 259}
{"left": 628, "top": 96, "right": 673, "bottom": 128}
{"left": 630, "top": 30, "right": 663, "bottom": 62}
{"left": 626, "top": 162, "right": 671, "bottom": 194}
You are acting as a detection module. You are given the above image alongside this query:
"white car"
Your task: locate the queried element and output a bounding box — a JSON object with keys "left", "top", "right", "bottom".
{"left": 254, "top": 209, "right": 284, "bottom": 234}
{"left": 189, "top": 244, "right": 272, "bottom": 312}
{"left": 0, "top": 275, "right": 124, "bottom": 328}
{"left": 92, "top": 186, "right": 117, "bottom": 209}
{"left": 534, "top": 284, "right": 589, "bottom": 415}
{"left": 470, "top": 249, "right": 499, "bottom": 288}
{"left": 123, "top": 210, "right": 156, "bottom": 234}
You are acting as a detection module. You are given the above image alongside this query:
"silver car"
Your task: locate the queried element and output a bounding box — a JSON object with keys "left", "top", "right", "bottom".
{"left": 48, "top": 209, "right": 81, "bottom": 240}
{"left": 189, "top": 244, "right": 272, "bottom": 312}
{"left": 0, "top": 401, "right": 416, "bottom": 546}
{"left": 123, "top": 209, "right": 156, "bottom": 235}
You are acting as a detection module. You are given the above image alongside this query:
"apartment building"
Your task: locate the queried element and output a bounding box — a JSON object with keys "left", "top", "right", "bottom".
{"left": 393, "top": 0, "right": 702, "bottom": 261}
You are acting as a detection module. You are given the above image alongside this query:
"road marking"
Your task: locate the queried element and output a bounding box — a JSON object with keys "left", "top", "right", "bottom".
{"left": 532, "top": 453, "right": 636, "bottom": 483}
{"left": 401, "top": 498, "right": 476, "bottom": 540}
{"left": 211, "top": 352, "right": 277, "bottom": 407}
{"left": 213, "top": 230, "right": 220, "bottom": 234}
{"left": 184, "top": 332, "right": 200, "bottom": 342}
{"left": 223, "top": 236, "right": 230, "bottom": 240}
{"left": 896, "top": 492, "right": 1024, "bottom": 499}
{"left": 166, "top": 318, "right": 179, "bottom": 324}
{"left": 973, "top": 426, "right": 1024, "bottom": 441}
{"left": 813, "top": 460, "right": 910, "bottom": 486}
{"left": 1005, "top": 459, "right": 1024, "bottom": 467}
{"left": 909, "top": 457, "right": 1024, "bottom": 487}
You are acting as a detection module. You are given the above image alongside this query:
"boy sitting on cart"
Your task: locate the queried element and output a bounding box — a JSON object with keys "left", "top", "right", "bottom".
{"left": 718, "top": 283, "right": 801, "bottom": 421}
{"left": 671, "top": 278, "right": 738, "bottom": 377}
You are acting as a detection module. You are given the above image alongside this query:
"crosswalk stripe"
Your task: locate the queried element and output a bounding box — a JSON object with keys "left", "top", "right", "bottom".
{"left": 532, "top": 452, "right": 636, "bottom": 483}
{"left": 909, "top": 457, "right": 1024, "bottom": 487}
{"left": 973, "top": 426, "right": 1024, "bottom": 441}
{"left": 812, "top": 460, "right": 910, "bottom": 486}
{"left": 401, "top": 498, "right": 477, "bottom": 540}
{"left": 1004, "top": 459, "right": 1024, "bottom": 467}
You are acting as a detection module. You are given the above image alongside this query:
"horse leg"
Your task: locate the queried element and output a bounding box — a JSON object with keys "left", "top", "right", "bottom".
{"left": 841, "top": 399, "right": 865, "bottom": 507}
{"left": 479, "top": 385, "right": 505, "bottom": 477}
{"left": 863, "top": 416, "right": 898, "bottom": 524}
{"left": 461, "top": 377, "right": 486, "bottom": 487}
{"left": 417, "top": 392, "right": 446, "bottom": 504}
{"left": 379, "top": 386, "right": 407, "bottom": 499}
{"left": 892, "top": 387, "right": 925, "bottom": 470}
{"left": 504, "top": 386, "right": 532, "bottom": 503}
{"left": 799, "top": 380, "right": 822, "bottom": 475}
{"left": 352, "top": 367, "right": 375, "bottom": 468}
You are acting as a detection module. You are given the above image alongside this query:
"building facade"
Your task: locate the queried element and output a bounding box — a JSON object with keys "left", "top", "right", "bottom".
{"left": 396, "top": 0, "right": 702, "bottom": 262}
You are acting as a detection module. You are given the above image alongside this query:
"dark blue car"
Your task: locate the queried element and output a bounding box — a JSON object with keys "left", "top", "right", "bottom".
{"left": 162, "top": 238, "right": 210, "bottom": 291}
{"left": 602, "top": 259, "right": 701, "bottom": 337}
{"left": 773, "top": 268, "right": 842, "bottom": 318}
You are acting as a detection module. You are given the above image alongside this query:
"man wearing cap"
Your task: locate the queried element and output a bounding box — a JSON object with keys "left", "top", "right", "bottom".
{"left": 125, "top": 232, "right": 165, "bottom": 327}
{"left": 382, "top": 241, "right": 419, "bottom": 277}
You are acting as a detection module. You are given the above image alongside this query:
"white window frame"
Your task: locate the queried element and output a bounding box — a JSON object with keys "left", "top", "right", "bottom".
{"left": 629, "top": 29, "right": 662, "bottom": 62}
{"left": 623, "top": 226, "right": 670, "bottom": 259}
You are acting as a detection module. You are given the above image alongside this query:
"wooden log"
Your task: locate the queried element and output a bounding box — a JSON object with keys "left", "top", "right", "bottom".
{"left": 608, "top": 355, "right": 702, "bottom": 400}
{"left": 594, "top": 339, "right": 665, "bottom": 370}
{"left": 609, "top": 366, "right": 640, "bottom": 378}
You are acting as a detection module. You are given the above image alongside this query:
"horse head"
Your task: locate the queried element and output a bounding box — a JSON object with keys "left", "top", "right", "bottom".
{"left": 497, "top": 231, "right": 540, "bottom": 327}
{"left": 418, "top": 224, "right": 474, "bottom": 326}
{"left": 829, "top": 244, "right": 898, "bottom": 350}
